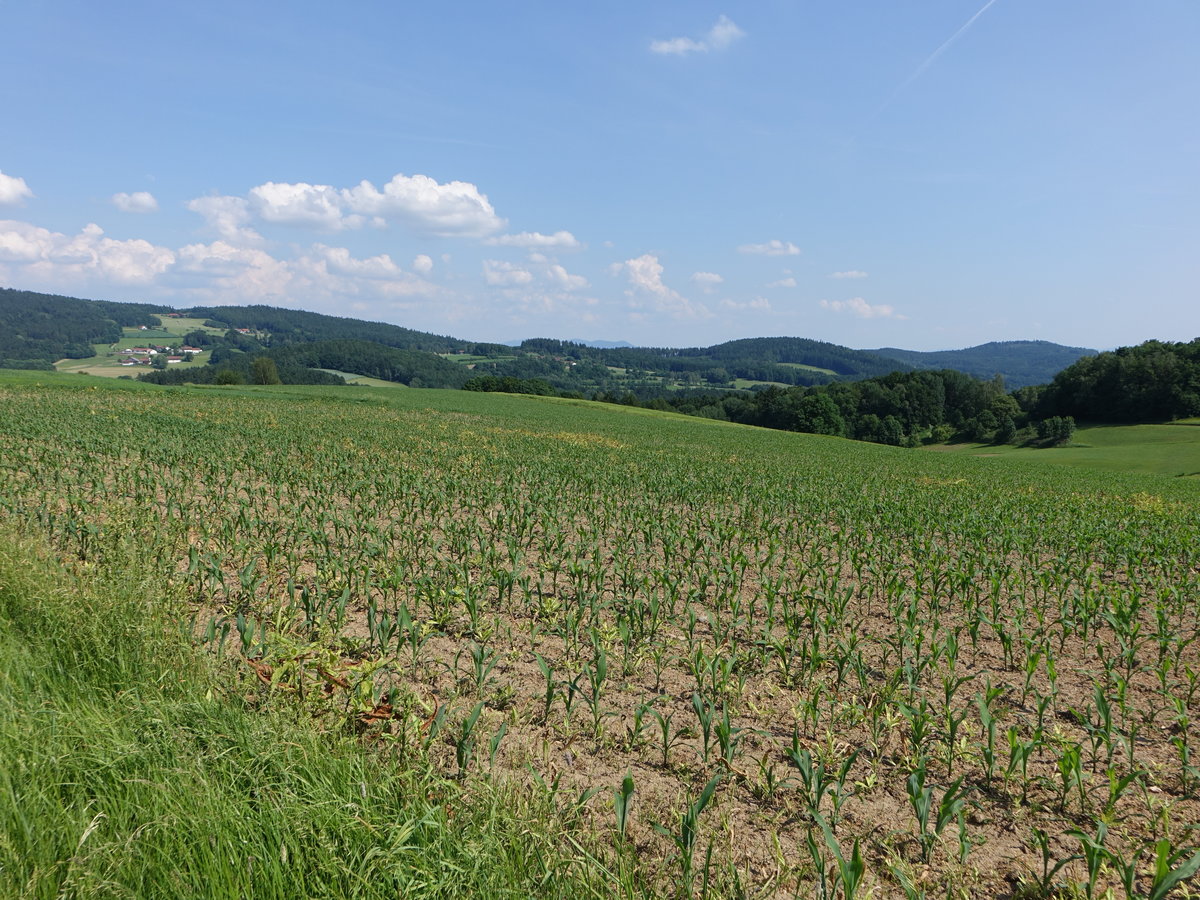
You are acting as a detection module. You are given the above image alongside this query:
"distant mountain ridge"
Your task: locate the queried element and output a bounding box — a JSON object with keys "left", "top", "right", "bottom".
{"left": 868, "top": 341, "right": 1098, "bottom": 389}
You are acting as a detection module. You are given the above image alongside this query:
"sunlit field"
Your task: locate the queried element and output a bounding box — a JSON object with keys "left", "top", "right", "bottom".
{"left": 2, "top": 371, "right": 1198, "bottom": 898}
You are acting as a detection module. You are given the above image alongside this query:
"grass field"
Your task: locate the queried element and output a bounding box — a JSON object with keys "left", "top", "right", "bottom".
{"left": 930, "top": 422, "right": 1200, "bottom": 478}
{"left": 732, "top": 378, "right": 790, "bottom": 390}
{"left": 316, "top": 368, "right": 407, "bottom": 387}
{"left": 1, "top": 371, "right": 1198, "bottom": 898}
{"left": 777, "top": 361, "right": 840, "bottom": 376}
{"left": 441, "top": 353, "right": 520, "bottom": 364}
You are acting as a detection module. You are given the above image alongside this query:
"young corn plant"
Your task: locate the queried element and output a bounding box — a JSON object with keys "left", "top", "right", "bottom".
{"left": 1024, "top": 827, "right": 1082, "bottom": 899}
{"left": 652, "top": 774, "right": 722, "bottom": 899}
{"left": 453, "top": 701, "right": 485, "bottom": 778}
{"left": 613, "top": 772, "right": 635, "bottom": 842}
{"left": 583, "top": 642, "right": 616, "bottom": 742}
{"left": 648, "top": 708, "right": 692, "bottom": 769}
{"left": 692, "top": 692, "right": 715, "bottom": 765}
{"left": 905, "top": 761, "right": 970, "bottom": 863}
{"left": 807, "top": 809, "right": 867, "bottom": 900}
{"left": 533, "top": 652, "right": 560, "bottom": 724}
{"left": 976, "top": 681, "right": 1003, "bottom": 787}
{"left": 1067, "top": 821, "right": 1108, "bottom": 900}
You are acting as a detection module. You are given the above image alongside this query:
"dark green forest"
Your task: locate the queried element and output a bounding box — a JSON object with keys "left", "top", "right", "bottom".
{"left": 1034, "top": 338, "right": 1200, "bottom": 422}
{"left": 181, "top": 305, "right": 486, "bottom": 355}
{"left": 0, "top": 288, "right": 167, "bottom": 368}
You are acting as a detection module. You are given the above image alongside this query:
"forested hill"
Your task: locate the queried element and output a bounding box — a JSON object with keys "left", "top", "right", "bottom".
{"left": 0, "top": 287, "right": 168, "bottom": 368}
{"left": 181, "top": 305, "right": 496, "bottom": 354}
{"left": 687, "top": 336, "right": 915, "bottom": 378}
{"left": 868, "top": 341, "right": 1097, "bottom": 389}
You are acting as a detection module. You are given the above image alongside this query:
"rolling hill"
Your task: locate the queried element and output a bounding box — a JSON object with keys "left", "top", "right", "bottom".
{"left": 1, "top": 285, "right": 1096, "bottom": 391}
{"left": 869, "top": 340, "right": 1097, "bottom": 389}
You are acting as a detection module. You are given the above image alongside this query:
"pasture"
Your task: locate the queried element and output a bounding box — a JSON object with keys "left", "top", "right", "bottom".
{"left": 932, "top": 422, "right": 1200, "bottom": 479}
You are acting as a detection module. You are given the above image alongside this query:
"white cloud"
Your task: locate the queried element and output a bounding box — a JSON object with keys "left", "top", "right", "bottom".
{"left": 721, "top": 297, "right": 771, "bottom": 312}
{"left": 173, "top": 241, "right": 291, "bottom": 300}
{"left": 738, "top": 239, "right": 800, "bottom": 257}
{"left": 707, "top": 14, "right": 746, "bottom": 49}
{"left": 0, "top": 206, "right": 445, "bottom": 310}
{"left": 341, "top": 173, "right": 504, "bottom": 237}
{"left": 412, "top": 254, "right": 434, "bottom": 275}
{"left": 650, "top": 36, "right": 707, "bottom": 56}
{"left": 111, "top": 191, "right": 159, "bottom": 213}
{"left": 483, "top": 259, "right": 534, "bottom": 286}
{"left": 690, "top": 271, "right": 724, "bottom": 292}
{"left": 310, "top": 243, "right": 404, "bottom": 280}
{"left": 0, "top": 171, "right": 33, "bottom": 206}
{"left": 187, "top": 195, "right": 263, "bottom": 245}
{"left": 295, "top": 245, "right": 436, "bottom": 300}
{"left": 170, "top": 241, "right": 436, "bottom": 306}
{"left": 830, "top": 270, "right": 868, "bottom": 279}
{"left": 767, "top": 276, "right": 797, "bottom": 288}
{"left": 820, "top": 297, "right": 906, "bottom": 319}
{"left": 0, "top": 220, "right": 48, "bottom": 262}
{"left": 484, "top": 230, "right": 580, "bottom": 249}
{"left": 0, "top": 219, "right": 174, "bottom": 284}
{"left": 612, "top": 253, "right": 709, "bottom": 318}
{"left": 186, "top": 172, "right": 505, "bottom": 242}
{"left": 651, "top": 15, "right": 745, "bottom": 56}
{"left": 249, "top": 181, "right": 350, "bottom": 230}
{"left": 545, "top": 263, "right": 588, "bottom": 291}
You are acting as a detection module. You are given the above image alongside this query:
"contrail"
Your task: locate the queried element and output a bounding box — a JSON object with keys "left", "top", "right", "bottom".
{"left": 876, "top": 0, "right": 1001, "bottom": 114}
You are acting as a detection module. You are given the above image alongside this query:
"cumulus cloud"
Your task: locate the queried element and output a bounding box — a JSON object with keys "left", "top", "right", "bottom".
{"left": 412, "top": 254, "right": 434, "bottom": 275}
{"left": 341, "top": 173, "right": 504, "bottom": 237}
{"left": 820, "top": 297, "right": 906, "bottom": 319}
{"left": 250, "top": 181, "right": 350, "bottom": 230}
{"left": 0, "top": 219, "right": 174, "bottom": 284}
{"left": 767, "top": 276, "right": 797, "bottom": 288}
{"left": 170, "top": 241, "right": 436, "bottom": 306}
{"left": 187, "top": 195, "right": 263, "bottom": 245}
{"left": 545, "top": 263, "right": 588, "bottom": 291}
{"left": 310, "top": 243, "right": 405, "bottom": 280}
{"left": 651, "top": 15, "right": 745, "bottom": 56}
{"left": 187, "top": 172, "right": 505, "bottom": 241}
{"left": 830, "top": 270, "right": 868, "bottom": 279}
{"left": 295, "top": 245, "right": 435, "bottom": 299}
{"left": 483, "top": 259, "right": 534, "bottom": 286}
{"left": 738, "top": 239, "right": 800, "bottom": 257}
{"left": 690, "top": 271, "right": 724, "bottom": 292}
{"left": 0, "top": 203, "right": 446, "bottom": 313}
{"left": 173, "top": 240, "right": 291, "bottom": 299}
{"left": 111, "top": 191, "right": 159, "bottom": 213}
{"left": 484, "top": 230, "right": 580, "bottom": 249}
{"left": 0, "top": 171, "right": 33, "bottom": 206}
{"left": 612, "top": 254, "right": 708, "bottom": 318}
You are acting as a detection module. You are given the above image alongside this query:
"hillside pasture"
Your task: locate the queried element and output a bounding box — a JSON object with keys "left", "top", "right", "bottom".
{"left": 931, "top": 422, "right": 1200, "bottom": 478}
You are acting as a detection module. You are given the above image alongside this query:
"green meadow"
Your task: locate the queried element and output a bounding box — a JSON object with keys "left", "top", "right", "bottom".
{"left": 931, "top": 421, "right": 1200, "bottom": 478}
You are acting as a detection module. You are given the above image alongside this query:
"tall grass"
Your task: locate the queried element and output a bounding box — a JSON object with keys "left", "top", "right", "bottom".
{"left": 0, "top": 532, "right": 636, "bottom": 899}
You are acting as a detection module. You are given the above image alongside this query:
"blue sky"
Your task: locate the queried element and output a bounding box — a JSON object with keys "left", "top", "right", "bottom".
{"left": 1, "top": 1, "right": 1197, "bottom": 350}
